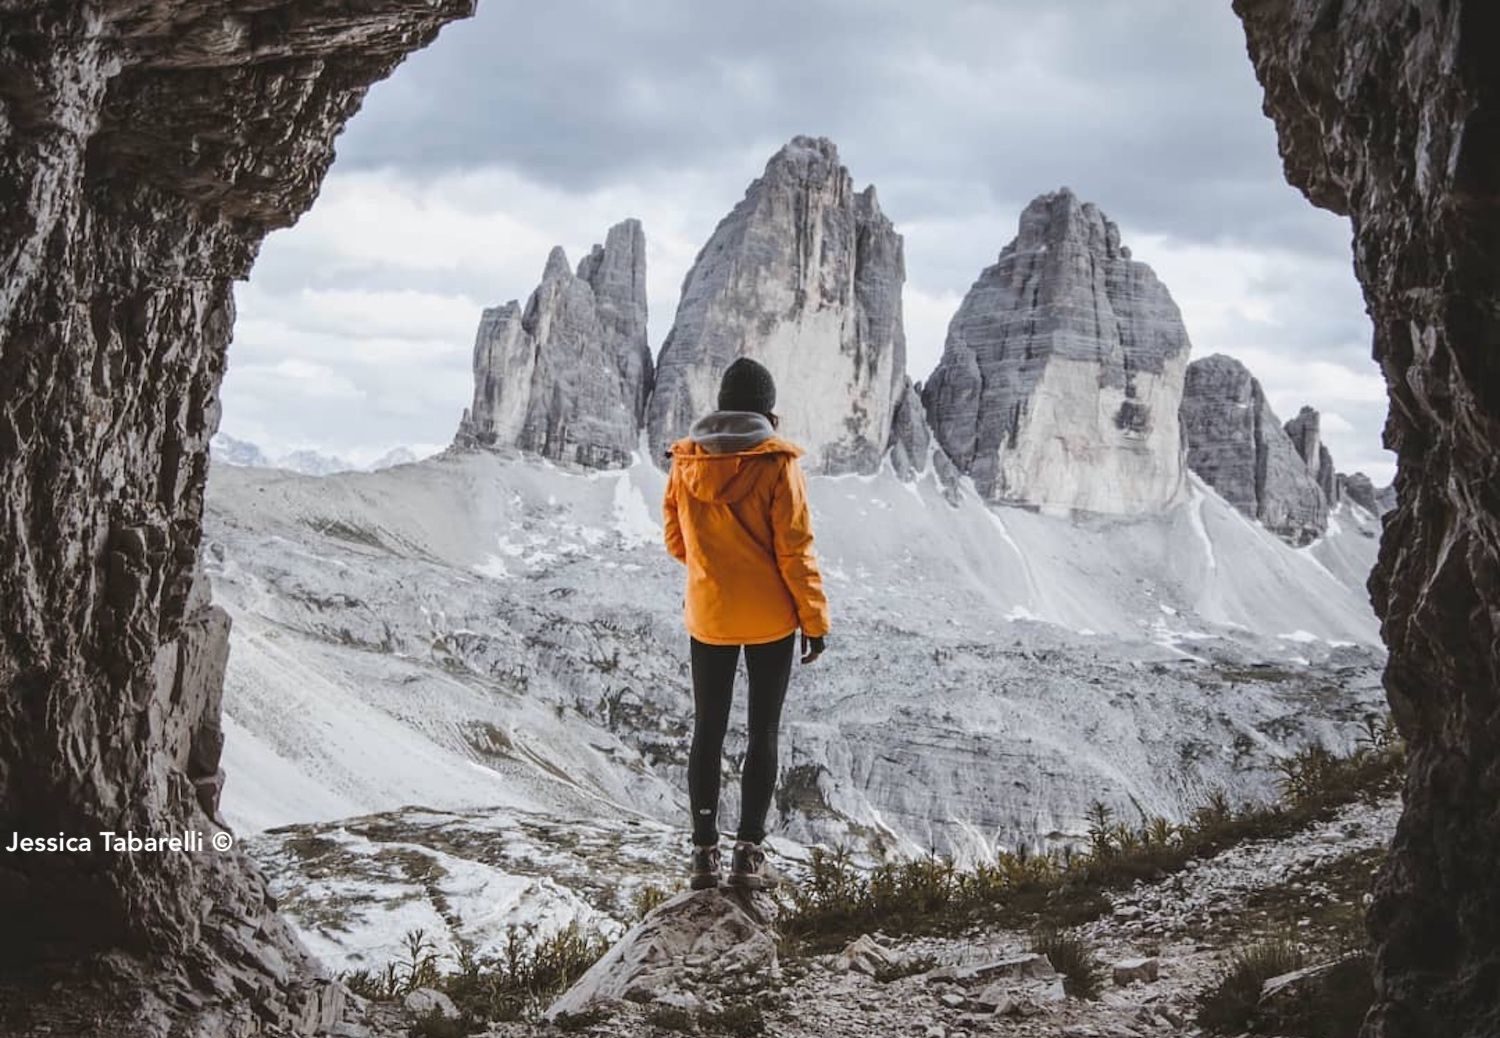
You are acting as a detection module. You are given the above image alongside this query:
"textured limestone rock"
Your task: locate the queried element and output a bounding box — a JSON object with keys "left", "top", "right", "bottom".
{"left": 1180, "top": 354, "right": 1328, "bottom": 545}
{"left": 578, "top": 218, "right": 654, "bottom": 427}
{"left": 1284, "top": 406, "right": 1339, "bottom": 503}
{"left": 646, "top": 136, "right": 906, "bottom": 474}
{"left": 835, "top": 934, "right": 905, "bottom": 976}
{"left": 457, "top": 220, "right": 649, "bottom": 469}
{"left": 545, "top": 887, "right": 779, "bottom": 1020}
{"left": 0, "top": 0, "right": 472, "bottom": 1032}
{"left": 1112, "top": 957, "right": 1160, "bottom": 986}
{"left": 922, "top": 188, "right": 1190, "bottom": 514}
{"left": 1338, "top": 472, "right": 1396, "bottom": 518}
{"left": 1236, "top": 1, "right": 1500, "bottom": 1035}
{"left": 888, "top": 376, "right": 932, "bottom": 478}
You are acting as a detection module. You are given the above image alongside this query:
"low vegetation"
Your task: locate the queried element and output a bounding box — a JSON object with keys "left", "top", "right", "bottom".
{"left": 775, "top": 718, "right": 1401, "bottom": 954}
{"left": 1196, "top": 935, "right": 1305, "bottom": 1032}
{"left": 645, "top": 999, "right": 767, "bottom": 1036}
{"left": 1031, "top": 928, "right": 1104, "bottom": 999}
{"left": 344, "top": 717, "right": 1401, "bottom": 1028}
{"left": 342, "top": 921, "right": 610, "bottom": 1031}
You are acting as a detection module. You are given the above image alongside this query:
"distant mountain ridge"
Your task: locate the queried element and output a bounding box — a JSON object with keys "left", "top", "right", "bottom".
{"left": 211, "top": 434, "right": 427, "bottom": 476}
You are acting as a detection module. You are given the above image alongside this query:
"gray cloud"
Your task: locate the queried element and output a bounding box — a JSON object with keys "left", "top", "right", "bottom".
{"left": 341, "top": 0, "right": 1325, "bottom": 251}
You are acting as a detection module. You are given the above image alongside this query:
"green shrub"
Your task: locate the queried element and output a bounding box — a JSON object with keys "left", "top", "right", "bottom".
{"left": 633, "top": 882, "right": 676, "bottom": 920}
{"left": 1031, "top": 928, "right": 1104, "bottom": 999}
{"left": 408, "top": 1009, "right": 476, "bottom": 1038}
{"left": 646, "top": 1004, "right": 697, "bottom": 1032}
{"left": 701, "top": 1000, "right": 767, "bottom": 1036}
{"left": 1256, "top": 954, "right": 1374, "bottom": 1038}
{"left": 1197, "top": 936, "right": 1305, "bottom": 1032}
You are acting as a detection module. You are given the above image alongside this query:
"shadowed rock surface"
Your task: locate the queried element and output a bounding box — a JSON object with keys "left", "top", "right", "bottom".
{"left": 646, "top": 136, "right": 907, "bottom": 474}
{"left": 1180, "top": 354, "right": 1328, "bottom": 545}
{"left": 887, "top": 375, "right": 933, "bottom": 478}
{"left": 0, "top": 0, "right": 472, "bottom": 1033}
{"left": 1284, "top": 405, "right": 1340, "bottom": 504}
{"left": 1339, "top": 473, "right": 1395, "bottom": 518}
{"left": 922, "top": 189, "right": 1190, "bottom": 515}
{"left": 1236, "top": 1, "right": 1500, "bottom": 1035}
{"left": 456, "top": 220, "right": 649, "bottom": 469}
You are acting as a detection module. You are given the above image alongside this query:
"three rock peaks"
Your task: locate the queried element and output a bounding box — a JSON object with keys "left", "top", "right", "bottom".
{"left": 456, "top": 136, "right": 1381, "bottom": 543}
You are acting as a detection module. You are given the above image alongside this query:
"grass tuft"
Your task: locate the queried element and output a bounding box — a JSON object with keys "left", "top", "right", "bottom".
{"left": 1197, "top": 935, "right": 1305, "bottom": 1032}
{"left": 1031, "top": 928, "right": 1104, "bottom": 1000}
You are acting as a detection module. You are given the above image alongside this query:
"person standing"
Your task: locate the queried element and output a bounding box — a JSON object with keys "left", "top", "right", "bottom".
{"left": 662, "top": 357, "right": 830, "bottom": 890}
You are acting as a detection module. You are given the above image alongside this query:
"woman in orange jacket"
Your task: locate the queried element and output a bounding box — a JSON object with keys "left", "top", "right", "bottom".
{"left": 662, "top": 356, "right": 830, "bottom": 892}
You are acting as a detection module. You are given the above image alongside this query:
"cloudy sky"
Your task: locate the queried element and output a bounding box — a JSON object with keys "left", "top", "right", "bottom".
{"left": 223, "top": 0, "right": 1394, "bottom": 483}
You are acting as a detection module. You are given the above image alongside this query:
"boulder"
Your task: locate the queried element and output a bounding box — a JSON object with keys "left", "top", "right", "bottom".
{"left": 403, "top": 987, "right": 459, "bottom": 1020}
{"left": 1112, "top": 956, "right": 1160, "bottom": 986}
{"left": 835, "top": 933, "right": 905, "bottom": 975}
{"left": 647, "top": 136, "right": 907, "bottom": 475}
{"left": 922, "top": 188, "right": 1191, "bottom": 515}
{"left": 544, "top": 887, "right": 778, "bottom": 1019}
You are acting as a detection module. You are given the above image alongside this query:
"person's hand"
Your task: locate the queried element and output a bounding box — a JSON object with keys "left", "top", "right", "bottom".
{"left": 800, "top": 631, "right": 825, "bottom": 664}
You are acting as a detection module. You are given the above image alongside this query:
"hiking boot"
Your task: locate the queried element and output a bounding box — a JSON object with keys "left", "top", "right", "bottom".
{"left": 726, "top": 839, "right": 775, "bottom": 889}
{"left": 689, "top": 843, "right": 721, "bottom": 890}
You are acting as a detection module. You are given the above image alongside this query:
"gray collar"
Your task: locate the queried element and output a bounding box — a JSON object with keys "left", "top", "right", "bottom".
{"left": 688, "top": 410, "right": 775, "bottom": 453}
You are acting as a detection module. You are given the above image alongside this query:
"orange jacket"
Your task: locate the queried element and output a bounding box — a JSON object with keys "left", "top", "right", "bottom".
{"left": 663, "top": 430, "right": 830, "bottom": 645}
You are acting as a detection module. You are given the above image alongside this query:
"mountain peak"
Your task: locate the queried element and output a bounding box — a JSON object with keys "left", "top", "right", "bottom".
{"left": 647, "top": 138, "right": 904, "bottom": 474}
{"left": 922, "top": 191, "right": 1188, "bottom": 514}
{"left": 1014, "top": 187, "right": 1123, "bottom": 258}
{"left": 542, "top": 245, "right": 572, "bottom": 282}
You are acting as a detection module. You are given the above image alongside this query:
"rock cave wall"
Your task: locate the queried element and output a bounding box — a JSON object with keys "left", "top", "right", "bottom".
{"left": 1234, "top": 2, "right": 1499, "bottom": 1036}
{"left": 0, "top": 0, "right": 472, "bottom": 1032}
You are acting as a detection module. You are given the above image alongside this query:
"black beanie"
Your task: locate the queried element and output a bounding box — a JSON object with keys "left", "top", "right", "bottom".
{"left": 717, "top": 357, "right": 777, "bottom": 414}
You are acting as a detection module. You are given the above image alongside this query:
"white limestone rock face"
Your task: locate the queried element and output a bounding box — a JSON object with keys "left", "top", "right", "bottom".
{"left": 646, "top": 136, "right": 906, "bottom": 474}
{"left": 457, "top": 220, "right": 649, "bottom": 469}
{"left": 920, "top": 188, "right": 1190, "bottom": 515}
{"left": 1180, "top": 354, "right": 1328, "bottom": 545}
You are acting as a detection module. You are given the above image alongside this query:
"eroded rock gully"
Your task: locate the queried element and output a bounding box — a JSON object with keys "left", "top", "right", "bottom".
{"left": 0, "top": 1, "right": 472, "bottom": 1034}
{"left": 1235, "top": 1, "right": 1500, "bottom": 1035}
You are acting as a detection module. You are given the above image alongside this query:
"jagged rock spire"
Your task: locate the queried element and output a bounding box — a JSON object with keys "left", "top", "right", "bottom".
{"left": 457, "top": 219, "right": 650, "bottom": 469}
{"left": 646, "top": 136, "right": 906, "bottom": 474}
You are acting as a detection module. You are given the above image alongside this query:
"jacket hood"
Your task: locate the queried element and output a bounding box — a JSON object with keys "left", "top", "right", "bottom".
{"left": 687, "top": 410, "right": 776, "bottom": 453}
{"left": 669, "top": 410, "right": 804, "bottom": 504}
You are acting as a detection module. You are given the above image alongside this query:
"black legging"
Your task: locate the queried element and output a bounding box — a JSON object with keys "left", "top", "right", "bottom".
{"left": 687, "top": 632, "right": 796, "bottom": 846}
